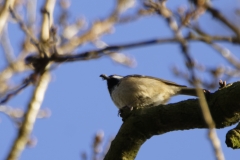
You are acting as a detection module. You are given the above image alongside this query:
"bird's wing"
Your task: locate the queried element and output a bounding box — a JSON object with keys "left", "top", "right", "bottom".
{"left": 124, "top": 74, "right": 187, "bottom": 88}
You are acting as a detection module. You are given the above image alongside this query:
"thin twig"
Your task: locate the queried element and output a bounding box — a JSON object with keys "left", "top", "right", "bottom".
{"left": 57, "top": 0, "right": 124, "bottom": 54}
{"left": 0, "top": 105, "right": 51, "bottom": 120}
{"left": 9, "top": 7, "right": 39, "bottom": 45}
{"left": 206, "top": 5, "right": 240, "bottom": 37}
{"left": 210, "top": 43, "right": 240, "bottom": 69}
{"left": 0, "top": 60, "right": 27, "bottom": 95}
{"left": 0, "top": 73, "right": 37, "bottom": 105}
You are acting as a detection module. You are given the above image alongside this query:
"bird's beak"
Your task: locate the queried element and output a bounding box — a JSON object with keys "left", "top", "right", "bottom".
{"left": 100, "top": 74, "right": 109, "bottom": 80}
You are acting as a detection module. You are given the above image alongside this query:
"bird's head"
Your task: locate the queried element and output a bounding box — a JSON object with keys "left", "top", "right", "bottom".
{"left": 100, "top": 74, "right": 123, "bottom": 93}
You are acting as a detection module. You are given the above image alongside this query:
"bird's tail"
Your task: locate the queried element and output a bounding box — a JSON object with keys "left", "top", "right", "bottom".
{"left": 178, "top": 88, "right": 208, "bottom": 97}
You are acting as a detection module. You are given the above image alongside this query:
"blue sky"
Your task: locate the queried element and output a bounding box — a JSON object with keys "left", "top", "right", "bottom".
{"left": 1, "top": 0, "right": 240, "bottom": 160}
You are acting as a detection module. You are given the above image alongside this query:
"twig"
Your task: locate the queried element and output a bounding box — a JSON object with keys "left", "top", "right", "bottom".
{"left": 0, "top": 60, "right": 28, "bottom": 95}
{"left": 57, "top": 0, "right": 124, "bottom": 54}
{"left": 210, "top": 43, "right": 240, "bottom": 69}
{"left": 0, "top": 26, "right": 15, "bottom": 63}
{"left": 0, "top": 73, "right": 37, "bottom": 105}
{"left": 9, "top": 7, "right": 39, "bottom": 45}
{"left": 206, "top": 5, "right": 240, "bottom": 37}
{"left": 0, "top": 105, "right": 51, "bottom": 120}
{"left": 58, "top": 18, "right": 116, "bottom": 54}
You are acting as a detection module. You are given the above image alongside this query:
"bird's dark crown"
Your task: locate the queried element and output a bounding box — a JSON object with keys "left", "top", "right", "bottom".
{"left": 100, "top": 74, "right": 123, "bottom": 93}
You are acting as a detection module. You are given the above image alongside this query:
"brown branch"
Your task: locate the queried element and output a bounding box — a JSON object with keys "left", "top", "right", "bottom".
{"left": 104, "top": 81, "right": 240, "bottom": 160}
{"left": 23, "top": 34, "right": 238, "bottom": 64}
{"left": 0, "top": 73, "right": 37, "bottom": 105}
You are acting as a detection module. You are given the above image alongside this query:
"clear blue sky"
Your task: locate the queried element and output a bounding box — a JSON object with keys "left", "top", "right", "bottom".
{"left": 1, "top": 0, "right": 240, "bottom": 160}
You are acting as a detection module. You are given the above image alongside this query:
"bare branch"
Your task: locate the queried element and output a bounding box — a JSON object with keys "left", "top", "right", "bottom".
{"left": 206, "top": 5, "right": 240, "bottom": 37}
{"left": 210, "top": 43, "right": 240, "bottom": 69}
{"left": 0, "top": 0, "right": 16, "bottom": 34}
{"left": 0, "top": 26, "right": 15, "bottom": 63}
{"left": 40, "top": 0, "right": 56, "bottom": 42}
{"left": 0, "top": 60, "right": 28, "bottom": 95}
{"left": 23, "top": 34, "right": 237, "bottom": 64}
{"left": 6, "top": 71, "right": 50, "bottom": 160}
{"left": 0, "top": 73, "right": 37, "bottom": 105}
{"left": 0, "top": 105, "right": 51, "bottom": 120}
{"left": 9, "top": 7, "right": 38, "bottom": 45}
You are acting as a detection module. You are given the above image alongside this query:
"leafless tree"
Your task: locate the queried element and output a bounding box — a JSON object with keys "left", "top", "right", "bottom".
{"left": 0, "top": 0, "right": 240, "bottom": 160}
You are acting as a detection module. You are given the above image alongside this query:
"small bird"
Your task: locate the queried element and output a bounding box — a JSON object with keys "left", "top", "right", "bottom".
{"left": 100, "top": 74, "right": 207, "bottom": 109}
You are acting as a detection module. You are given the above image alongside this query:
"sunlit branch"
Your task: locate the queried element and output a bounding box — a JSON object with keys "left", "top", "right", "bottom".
{"left": 0, "top": 0, "right": 16, "bottom": 34}
{"left": 6, "top": 71, "right": 50, "bottom": 160}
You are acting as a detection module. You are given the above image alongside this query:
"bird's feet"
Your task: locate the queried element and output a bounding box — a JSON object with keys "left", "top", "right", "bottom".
{"left": 203, "top": 89, "right": 211, "bottom": 95}
{"left": 118, "top": 106, "right": 133, "bottom": 122}
{"left": 202, "top": 80, "right": 228, "bottom": 100}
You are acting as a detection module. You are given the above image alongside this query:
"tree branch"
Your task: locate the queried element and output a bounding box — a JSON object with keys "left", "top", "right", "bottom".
{"left": 23, "top": 34, "right": 237, "bottom": 64}
{"left": 104, "top": 81, "right": 240, "bottom": 160}
{"left": 0, "top": 0, "right": 16, "bottom": 34}
{"left": 6, "top": 71, "right": 50, "bottom": 160}
{"left": 206, "top": 5, "right": 240, "bottom": 38}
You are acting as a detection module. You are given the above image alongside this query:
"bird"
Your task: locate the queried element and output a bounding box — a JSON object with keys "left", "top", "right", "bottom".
{"left": 100, "top": 74, "right": 208, "bottom": 109}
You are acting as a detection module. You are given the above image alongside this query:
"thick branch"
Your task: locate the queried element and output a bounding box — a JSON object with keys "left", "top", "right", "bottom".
{"left": 104, "top": 81, "right": 240, "bottom": 160}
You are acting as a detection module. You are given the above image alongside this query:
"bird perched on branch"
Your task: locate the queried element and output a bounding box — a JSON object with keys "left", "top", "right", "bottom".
{"left": 100, "top": 74, "right": 209, "bottom": 112}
